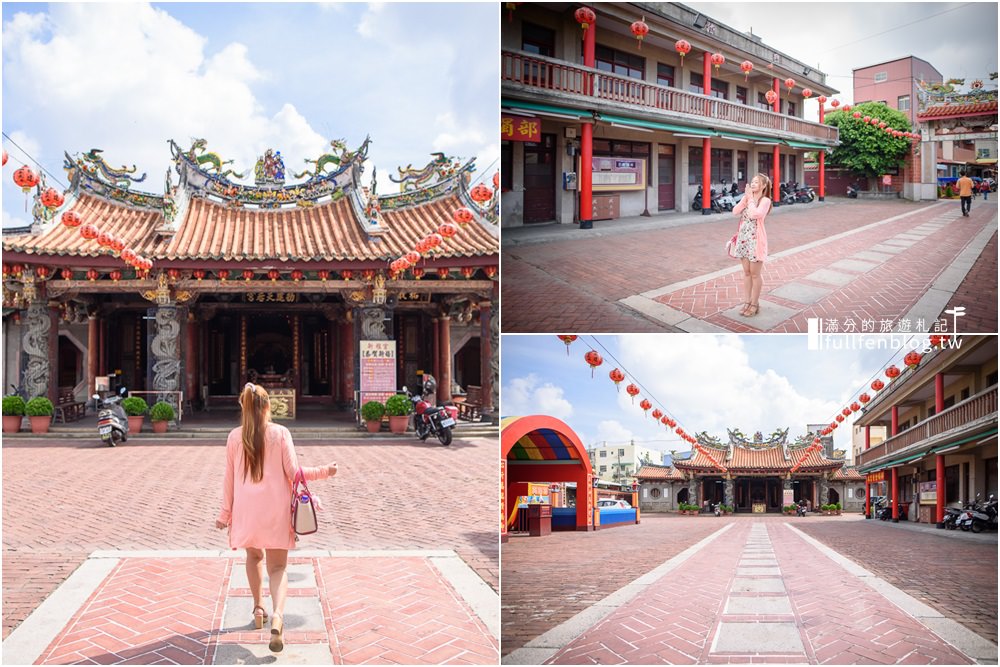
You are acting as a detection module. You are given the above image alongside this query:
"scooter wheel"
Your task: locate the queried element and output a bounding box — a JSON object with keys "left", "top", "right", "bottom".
{"left": 437, "top": 428, "right": 453, "bottom": 446}
{"left": 971, "top": 521, "right": 983, "bottom": 534}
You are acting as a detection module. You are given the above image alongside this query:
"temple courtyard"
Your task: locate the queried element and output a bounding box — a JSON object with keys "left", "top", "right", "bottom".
{"left": 501, "top": 514, "right": 998, "bottom": 665}
{"left": 502, "top": 198, "right": 997, "bottom": 334}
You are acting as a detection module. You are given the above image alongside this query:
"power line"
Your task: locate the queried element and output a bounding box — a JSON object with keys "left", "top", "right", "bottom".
{"left": 815, "top": 3, "right": 976, "bottom": 57}
{"left": 2, "top": 131, "right": 70, "bottom": 191}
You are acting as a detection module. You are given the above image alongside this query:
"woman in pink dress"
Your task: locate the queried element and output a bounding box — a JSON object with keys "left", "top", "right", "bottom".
{"left": 216, "top": 383, "right": 337, "bottom": 652}
{"left": 731, "top": 173, "right": 773, "bottom": 317}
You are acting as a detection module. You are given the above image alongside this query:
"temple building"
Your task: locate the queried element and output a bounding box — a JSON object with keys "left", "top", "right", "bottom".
{"left": 636, "top": 427, "right": 866, "bottom": 513}
{"left": 2, "top": 137, "right": 498, "bottom": 420}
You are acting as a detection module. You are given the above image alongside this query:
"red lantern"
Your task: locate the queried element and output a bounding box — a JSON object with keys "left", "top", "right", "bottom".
{"left": 609, "top": 368, "right": 625, "bottom": 390}
{"left": 452, "top": 207, "right": 474, "bottom": 226}
{"left": 1, "top": 150, "right": 6, "bottom": 166}
{"left": 871, "top": 379, "right": 885, "bottom": 391}
{"left": 426, "top": 233, "right": 443, "bottom": 250}
{"left": 438, "top": 222, "right": 459, "bottom": 239}
{"left": 765, "top": 90, "right": 778, "bottom": 106}
{"left": 405, "top": 251, "right": 421, "bottom": 266}
{"left": 802, "top": 88, "right": 812, "bottom": 98}
{"left": 711, "top": 53, "right": 725, "bottom": 74}
{"left": 485, "top": 265, "right": 498, "bottom": 278}
{"left": 740, "top": 60, "right": 753, "bottom": 81}
{"left": 574, "top": 6, "right": 595, "bottom": 32}
{"left": 784, "top": 77, "right": 795, "bottom": 90}
{"left": 626, "top": 383, "right": 640, "bottom": 403}
{"left": 836, "top": 414, "right": 845, "bottom": 422}
{"left": 639, "top": 398, "right": 652, "bottom": 415}
{"left": 859, "top": 393, "right": 871, "bottom": 404}
{"left": 851, "top": 402, "right": 861, "bottom": 412}
{"left": 242, "top": 269, "right": 255, "bottom": 281}
{"left": 291, "top": 269, "right": 304, "bottom": 282}
{"left": 830, "top": 99, "right": 840, "bottom": 108}
{"left": 341, "top": 269, "right": 354, "bottom": 281}
{"left": 414, "top": 238, "right": 430, "bottom": 254}
{"left": 842, "top": 104, "right": 852, "bottom": 112}
{"left": 60, "top": 268, "right": 73, "bottom": 281}
{"left": 109, "top": 269, "right": 122, "bottom": 282}
{"left": 218, "top": 269, "right": 230, "bottom": 281}
{"left": 929, "top": 334, "right": 942, "bottom": 348}
{"left": 193, "top": 269, "right": 206, "bottom": 281}
{"left": 80, "top": 224, "right": 99, "bottom": 240}
{"left": 661, "top": 416, "right": 669, "bottom": 427}
{"left": 412, "top": 267, "right": 425, "bottom": 279}
{"left": 361, "top": 269, "right": 376, "bottom": 281}
{"left": 86, "top": 269, "right": 99, "bottom": 282}
{"left": 557, "top": 335, "right": 577, "bottom": 355}
{"left": 630, "top": 17, "right": 649, "bottom": 49}
{"left": 110, "top": 237, "right": 126, "bottom": 253}
{"left": 675, "top": 39, "right": 691, "bottom": 63}
{"left": 317, "top": 269, "right": 329, "bottom": 281}
{"left": 460, "top": 266, "right": 475, "bottom": 279}
{"left": 841, "top": 407, "right": 851, "bottom": 417}
{"left": 821, "top": 428, "right": 831, "bottom": 436}
{"left": 817, "top": 95, "right": 827, "bottom": 105}
{"left": 435, "top": 268, "right": 448, "bottom": 279}
{"left": 904, "top": 351, "right": 922, "bottom": 369}
{"left": 829, "top": 422, "right": 838, "bottom": 430}
{"left": 493, "top": 172, "right": 499, "bottom": 190}
{"left": 853, "top": 111, "right": 862, "bottom": 119}
{"left": 97, "top": 232, "right": 114, "bottom": 248}
{"left": 267, "top": 269, "right": 281, "bottom": 281}
{"left": 584, "top": 350, "right": 603, "bottom": 377}
{"left": 40, "top": 188, "right": 64, "bottom": 209}
{"left": 470, "top": 183, "right": 493, "bottom": 204}
{"left": 62, "top": 211, "right": 83, "bottom": 228}
{"left": 12, "top": 165, "right": 39, "bottom": 193}
{"left": 651, "top": 408, "right": 663, "bottom": 420}
{"left": 10, "top": 264, "right": 23, "bottom": 277}
{"left": 34, "top": 266, "right": 50, "bottom": 280}
{"left": 885, "top": 365, "right": 900, "bottom": 379}
{"left": 167, "top": 268, "right": 182, "bottom": 281}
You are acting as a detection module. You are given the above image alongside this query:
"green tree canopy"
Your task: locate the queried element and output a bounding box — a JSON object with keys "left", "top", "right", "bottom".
{"left": 824, "top": 102, "right": 914, "bottom": 181}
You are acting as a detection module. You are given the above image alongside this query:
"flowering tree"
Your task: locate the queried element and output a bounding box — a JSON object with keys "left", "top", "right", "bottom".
{"left": 824, "top": 102, "right": 914, "bottom": 186}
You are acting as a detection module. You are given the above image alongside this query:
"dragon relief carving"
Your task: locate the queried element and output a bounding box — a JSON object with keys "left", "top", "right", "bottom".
{"left": 21, "top": 302, "right": 51, "bottom": 400}
{"left": 150, "top": 306, "right": 181, "bottom": 396}
{"left": 78, "top": 149, "right": 147, "bottom": 189}
{"left": 389, "top": 152, "right": 463, "bottom": 192}
{"left": 293, "top": 137, "right": 370, "bottom": 181}
{"left": 179, "top": 138, "right": 245, "bottom": 179}
{"left": 360, "top": 308, "right": 389, "bottom": 340}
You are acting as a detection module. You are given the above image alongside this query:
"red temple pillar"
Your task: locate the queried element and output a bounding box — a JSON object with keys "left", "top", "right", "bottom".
{"left": 87, "top": 315, "right": 99, "bottom": 399}
{"left": 891, "top": 467, "right": 899, "bottom": 522}
{"left": 818, "top": 100, "right": 826, "bottom": 201}
{"left": 339, "top": 318, "right": 354, "bottom": 406}
{"left": 432, "top": 317, "right": 441, "bottom": 387}
{"left": 772, "top": 78, "right": 781, "bottom": 207}
{"left": 438, "top": 316, "right": 452, "bottom": 404}
{"left": 891, "top": 405, "right": 899, "bottom": 436}
{"left": 935, "top": 373, "right": 945, "bottom": 413}
{"left": 479, "top": 298, "right": 493, "bottom": 413}
{"left": 865, "top": 425, "right": 871, "bottom": 450}
{"left": 936, "top": 454, "right": 946, "bottom": 526}
{"left": 578, "top": 13, "right": 596, "bottom": 229}
{"left": 865, "top": 480, "right": 871, "bottom": 518}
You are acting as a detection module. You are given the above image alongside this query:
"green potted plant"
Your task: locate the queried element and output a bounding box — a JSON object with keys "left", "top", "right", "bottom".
{"left": 384, "top": 394, "right": 411, "bottom": 434}
{"left": 122, "top": 396, "right": 148, "bottom": 434}
{"left": 3, "top": 395, "right": 26, "bottom": 434}
{"left": 360, "top": 400, "right": 385, "bottom": 433}
{"left": 25, "top": 397, "right": 54, "bottom": 434}
{"left": 149, "top": 401, "right": 175, "bottom": 433}
{"left": 834, "top": 501, "right": 842, "bottom": 516}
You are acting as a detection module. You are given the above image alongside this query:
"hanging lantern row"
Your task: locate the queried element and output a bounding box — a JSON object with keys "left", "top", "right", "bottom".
{"left": 740, "top": 60, "right": 753, "bottom": 81}
{"left": 845, "top": 111, "right": 919, "bottom": 140}
{"left": 710, "top": 53, "right": 725, "bottom": 74}
{"left": 630, "top": 17, "right": 649, "bottom": 49}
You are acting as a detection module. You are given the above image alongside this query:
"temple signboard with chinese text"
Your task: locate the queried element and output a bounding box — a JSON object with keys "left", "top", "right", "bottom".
{"left": 360, "top": 340, "right": 397, "bottom": 408}
{"left": 501, "top": 115, "right": 541, "bottom": 142}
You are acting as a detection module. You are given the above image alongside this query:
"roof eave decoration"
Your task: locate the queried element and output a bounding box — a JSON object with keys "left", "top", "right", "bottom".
{"left": 63, "top": 150, "right": 165, "bottom": 213}
{"left": 350, "top": 164, "right": 387, "bottom": 237}
{"left": 379, "top": 155, "right": 477, "bottom": 207}
{"left": 27, "top": 172, "right": 73, "bottom": 235}
{"left": 728, "top": 427, "right": 790, "bottom": 449}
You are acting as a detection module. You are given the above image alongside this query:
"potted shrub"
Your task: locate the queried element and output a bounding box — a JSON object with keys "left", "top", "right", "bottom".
{"left": 3, "top": 395, "right": 26, "bottom": 434}
{"left": 361, "top": 400, "right": 385, "bottom": 433}
{"left": 834, "top": 502, "right": 842, "bottom": 516}
{"left": 149, "top": 401, "right": 175, "bottom": 433}
{"left": 122, "top": 396, "right": 148, "bottom": 434}
{"left": 384, "top": 394, "right": 411, "bottom": 434}
{"left": 25, "top": 397, "right": 54, "bottom": 434}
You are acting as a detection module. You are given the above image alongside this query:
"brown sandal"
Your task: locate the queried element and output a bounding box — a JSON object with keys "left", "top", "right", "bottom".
{"left": 269, "top": 613, "right": 284, "bottom": 652}
{"left": 252, "top": 605, "right": 267, "bottom": 630}
{"left": 745, "top": 303, "right": 760, "bottom": 317}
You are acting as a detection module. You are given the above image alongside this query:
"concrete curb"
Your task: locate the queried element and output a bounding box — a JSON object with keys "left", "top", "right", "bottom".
{"left": 431, "top": 553, "right": 501, "bottom": 640}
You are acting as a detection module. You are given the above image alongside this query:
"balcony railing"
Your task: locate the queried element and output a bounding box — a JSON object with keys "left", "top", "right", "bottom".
{"left": 502, "top": 50, "right": 839, "bottom": 144}
{"left": 858, "top": 385, "right": 997, "bottom": 468}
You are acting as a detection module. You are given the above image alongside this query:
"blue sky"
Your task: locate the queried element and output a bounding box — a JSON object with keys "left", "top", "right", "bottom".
{"left": 2, "top": 2, "right": 498, "bottom": 228}
{"left": 502, "top": 334, "right": 940, "bottom": 460}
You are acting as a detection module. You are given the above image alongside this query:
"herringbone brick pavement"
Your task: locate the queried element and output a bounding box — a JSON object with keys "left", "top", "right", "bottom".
{"left": 939, "top": 231, "right": 998, "bottom": 332}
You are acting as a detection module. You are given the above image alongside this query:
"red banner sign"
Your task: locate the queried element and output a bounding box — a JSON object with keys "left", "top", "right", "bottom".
{"left": 501, "top": 115, "right": 541, "bottom": 142}
{"left": 866, "top": 471, "right": 885, "bottom": 483}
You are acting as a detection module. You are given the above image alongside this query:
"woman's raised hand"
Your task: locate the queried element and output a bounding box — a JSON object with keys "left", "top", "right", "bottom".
{"left": 327, "top": 462, "right": 338, "bottom": 477}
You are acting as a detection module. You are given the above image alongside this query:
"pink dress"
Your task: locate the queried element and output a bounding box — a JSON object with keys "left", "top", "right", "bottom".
{"left": 217, "top": 422, "right": 331, "bottom": 550}
{"left": 731, "top": 195, "right": 772, "bottom": 262}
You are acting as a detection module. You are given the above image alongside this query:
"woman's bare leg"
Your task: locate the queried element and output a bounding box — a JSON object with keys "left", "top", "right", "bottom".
{"left": 740, "top": 259, "right": 752, "bottom": 314}
{"left": 265, "top": 548, "right": 289, "bottom": 619}
{"left": 749, "top": 261, "right": 764, "bottom": 308}
{"left": 245, "top": 548, "right": 265, "bottom": 612}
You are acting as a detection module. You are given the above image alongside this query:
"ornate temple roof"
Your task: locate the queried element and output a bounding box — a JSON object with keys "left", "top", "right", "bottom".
{"left": 635, "top": 464, "right": 685, "bottom": 481}
{"left": 917, "top": 99, "right": 998, "bottom": 119}
{"left": 671, "top": 438, "right": 844, "bottom": 475}
{"left": 830, "top": 466, "right": 865, "bottom": 481}
{"left": 2, "top": 138, "right": 498, "bottom": 266}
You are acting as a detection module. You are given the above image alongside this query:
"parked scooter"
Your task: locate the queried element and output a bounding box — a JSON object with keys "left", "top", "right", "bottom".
{"left": 794, "top": 183, "right": 816, "bottom": 203}
{"left": 941, "top": 504, "right": 966, "bottom": 530}
{"left": 93, "top": 386, "right": 129, "bottom": 446}
{"left": 957, "top": 494, "right": 997, "bottom": 533}
{"left": 692, "top": 185, "right": 723, "bottom": 213}
{"left": 716, "top": 180, "right": 744, "bottom": 211}
{"left": 779, "top": 182, "right": 798, "bottom": 206}
{"left": 405, "top": 380, "right": 458, "bottom": 446}
{"left": 713, "top": 502, "right": 721, "bottom": 517}
{"left": 796, "top": 499, "right": 808, "bottom": 517}
{"left": 846, "top": 181, "right": 861, "bottom": 198}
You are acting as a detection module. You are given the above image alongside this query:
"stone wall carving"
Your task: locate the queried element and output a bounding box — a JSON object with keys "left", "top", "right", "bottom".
{"left": 150, "top": 306, "right": 181, "bottom": 401}
{"left": 21, "top": 302, "right": 51, "bottom": 399}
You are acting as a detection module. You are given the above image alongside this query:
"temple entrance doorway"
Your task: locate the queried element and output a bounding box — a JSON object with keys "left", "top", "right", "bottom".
{"left": 248, "top": 314, "right": 293, "bottom": 377}
{"left": 677, "top": 488, "right": 689, "bottom": 505}
{"left": 828, "top": 487, "right": 840, "bottom": 505}
{"left": 701, "top": 477, "right": 725, "bottom": 508}
{"left": 793, "top": 479, "right": 816, "bottom": 509}
{"left": 734, "top": 477, "right": 783, "bottom": 512}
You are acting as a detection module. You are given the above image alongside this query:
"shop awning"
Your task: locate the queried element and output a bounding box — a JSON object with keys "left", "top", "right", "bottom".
{"left": 597, "top": 113, "right": 715, "bottom": 136}
{"left": 976, "top": 158, "right": 998, "bottom": 164}
{"left": 784, "top": 139, "right": 830, "bottom": 150}
{"left": 501, "top": 100, "right": 592, "bottom": 120}
{"left": 714, "top": 130, "right": 776, "bottom": 143}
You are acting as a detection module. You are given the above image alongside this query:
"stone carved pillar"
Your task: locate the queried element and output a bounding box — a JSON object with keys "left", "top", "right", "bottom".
{"left": 821, "top": 478, "right": 830, "bottom": 505}
{"left": 688, "top": 478, "right": 698, "bottom": 507}
{"left": 21, "top": 301, "right": 52, "bottom": 401}
{"left": 150, "top": 305, "right": 182, "bottom": 409}
{"left": 724, "top": 479, "right": 734, "bottom": 508}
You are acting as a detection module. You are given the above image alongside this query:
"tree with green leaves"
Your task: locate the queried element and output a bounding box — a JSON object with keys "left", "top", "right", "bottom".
{"left": 824, "top": 101, "right": 915, "bottom": 187}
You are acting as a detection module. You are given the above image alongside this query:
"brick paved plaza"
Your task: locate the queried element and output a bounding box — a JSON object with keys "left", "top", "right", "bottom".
{"left": 501, "top": 515, "right": 998, "bottom": 665}
{"left": 502, "top": 199, "right": 997, "bottom": 333}
{"left": 2, "top": 434, "right": 499, "bottom": 664}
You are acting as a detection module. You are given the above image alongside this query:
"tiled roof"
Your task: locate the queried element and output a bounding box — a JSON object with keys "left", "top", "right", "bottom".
{"left": 729, "top": 445, "right": 789, "bottom": 469}
{"left": 673, "top": 447, "right": 729, "bottom": 471}
{"left": 673, "top": 443, "right": 843, "bottom": 472}
{"left": 635, "top": 465, "right": 685, "bottom": 481}
{"left": 831, "top": 466, "right": 865, "bottom": 481}
{"left": 2, "top": 192, "right": 497, "bottom": 263}
{"left": 917, "top": 100, "right": 998, "bottom": 119}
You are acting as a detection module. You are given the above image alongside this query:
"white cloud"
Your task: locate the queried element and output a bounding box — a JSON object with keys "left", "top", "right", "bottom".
{"left": 356, "top": 3, "right": 386, "bottom": 38}
{"left": 502, "top": 374, "right": 573, "bottom": 420}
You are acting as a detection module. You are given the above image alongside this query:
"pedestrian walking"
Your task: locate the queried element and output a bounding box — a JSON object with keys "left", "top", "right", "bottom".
{"left": 729, "top": 173, "right": 773, "bottom": 317}
{"left": 216, "top": 382, "right": 337, "bottom": 652}
{"left": 957, "top": 170, "right": 974, "bottom": 216}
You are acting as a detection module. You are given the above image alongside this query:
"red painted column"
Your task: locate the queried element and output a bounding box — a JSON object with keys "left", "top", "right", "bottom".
{"left": 339, "top": 318, "right": 354, "bottom": 406}
{"left": 772, "top": 78, "right": 781, "bottom": 207}
{"left": 891, "top": 405, "right": 899, "bottom": 436}
{"left": 936, "top": 454, "right": 946, "bottom": 525}
{"left": 865, "top": 480, "right": 871, "bottom": 518}
{"left": 865, "top": 425, "right": 871, "bottom": 450}
{"left": 891, "top": 467, "right": 899, "bottom": 522}
{"left": 935, "top": 373, "right": 945, "bottom": 413}
{"left": 438, "top": 316, "right": 452, "bottom": 404}
{"left": 579, "top": 14, "right": 596, "bottom": 229}
{"left": 432, "top": 317, "right": 441, "bottom": 385}
{"left": 818, "top": 100, "right": 826, "bottom": 201}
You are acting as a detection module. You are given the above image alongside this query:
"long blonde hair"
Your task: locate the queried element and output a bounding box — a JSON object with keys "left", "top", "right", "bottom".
{"left": 240, "top": 383, "right": 270, "bottom": 483}
{"left": 754, "top": 173, "right": 772, "bottom": 200}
